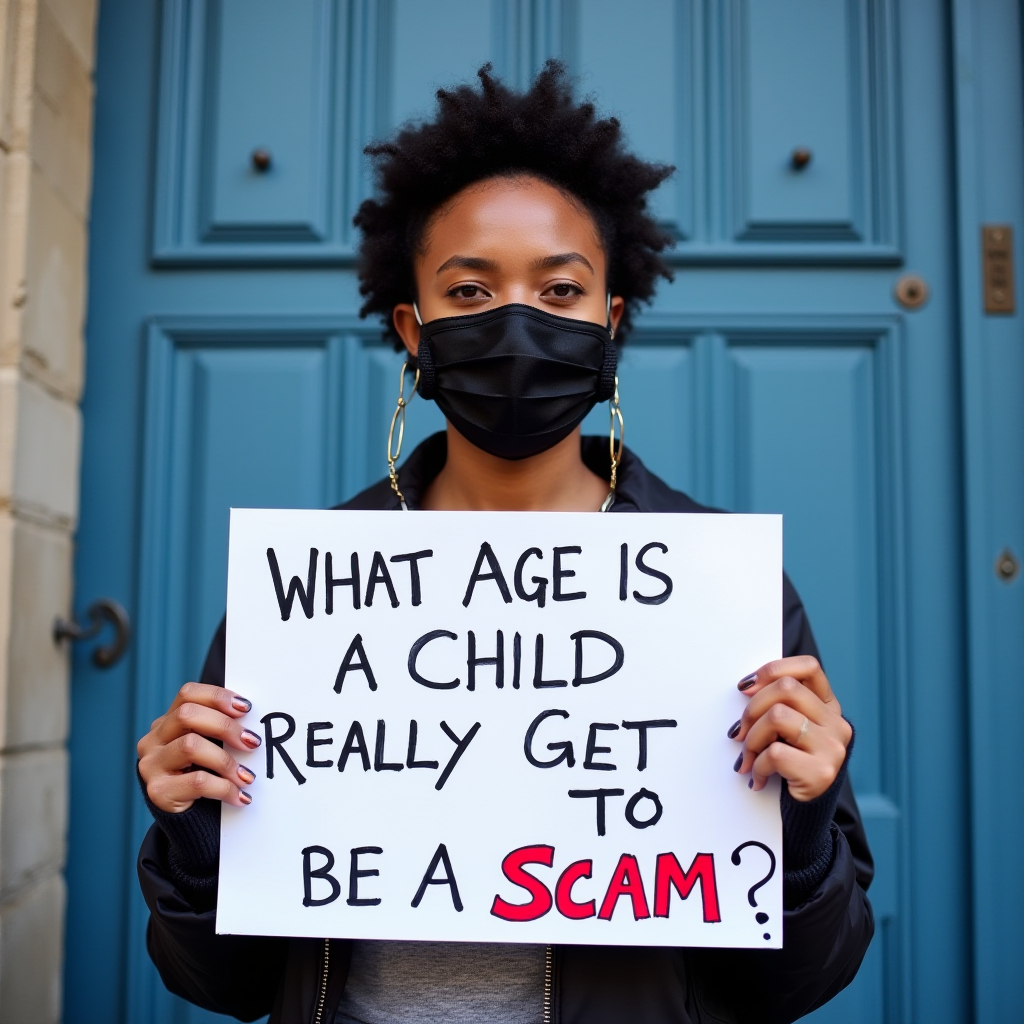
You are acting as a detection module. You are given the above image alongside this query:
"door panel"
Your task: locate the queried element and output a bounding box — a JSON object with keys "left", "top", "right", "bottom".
{"left": 70, "top": 1, "right": 968, "bottom": 1022}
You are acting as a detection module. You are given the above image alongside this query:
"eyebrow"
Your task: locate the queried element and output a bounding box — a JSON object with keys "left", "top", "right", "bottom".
{"left": 434, "top": 251, "right": 596, "bottom": 276}
{"left": 435, "top": 255, "right": 499, "bottom": 275}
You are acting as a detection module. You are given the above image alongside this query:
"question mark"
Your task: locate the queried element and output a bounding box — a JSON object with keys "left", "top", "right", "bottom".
{"left": 730, "top": 841, "right": 777, "bottom": 940}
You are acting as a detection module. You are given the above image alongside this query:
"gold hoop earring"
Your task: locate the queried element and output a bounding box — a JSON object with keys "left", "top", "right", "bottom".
{"left": 387, "top": 360, "right": 419, "bottom": 509}
{"left": 608, "top": 375, "right": 624, "bottom": 492}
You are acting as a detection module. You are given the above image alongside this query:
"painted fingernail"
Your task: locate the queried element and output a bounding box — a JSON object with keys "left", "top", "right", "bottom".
{"left": 239, "top": 790, "right": 252, "bottom": 805}
{"left": 738, "top": 673, "right": 758, "bottom": 691}
{"left": 232, "top": 696, "right": 252, "bottom": 713}
{"left": 733, "top": 753, "right": 744, "bottom": 772}
{"left": 241, "top": 729, "right": 262, "bottom": 748}
{"left": 727, "top": 720, "right": 741, "bottom": 739}
{"left": 748, "top": 778, "right": 754, "bottom": 789}
{"left": 237, "top": 765, "right": 256, "bottom": 784}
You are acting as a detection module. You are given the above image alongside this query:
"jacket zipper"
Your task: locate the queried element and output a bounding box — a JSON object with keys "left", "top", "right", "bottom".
{"left": 313, "top": 938, "right": 330, "bottom": 1024}
{"left": 543, "top": 944, "right": 553, "bottom": 1024}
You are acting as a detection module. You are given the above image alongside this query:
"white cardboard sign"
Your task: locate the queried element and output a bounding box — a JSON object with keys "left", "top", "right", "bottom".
{"left": 218, "top": 509, "right": 783, "bottom": 948}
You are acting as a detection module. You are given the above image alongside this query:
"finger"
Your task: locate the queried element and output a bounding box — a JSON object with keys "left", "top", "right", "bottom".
{"left": 146, "top": 769, "right": 253, "bottom": 814}
{"left": 739, "top": 702, "right": 819, "bottom": 766}
{"left": 167, "top": 682, "right": 253, "bottom": 719}
{"left": 736, "top": 656, "right": 837, "bottom": 707}
{"left": 142, "top": 732, "right": 258, "bottom": 788}
{"left": 734, "top": 676, "right": 835, "bottom": 741}
{"left": 749, "top": 742, "right": 842, "bottom": 800}
{"left": 153, "top": 701, "right": 263, "bottom": 752}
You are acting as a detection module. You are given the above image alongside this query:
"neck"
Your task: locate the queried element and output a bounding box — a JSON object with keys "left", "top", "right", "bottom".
{"left": 421, "top": 425, "right": 610, "bottom": 512}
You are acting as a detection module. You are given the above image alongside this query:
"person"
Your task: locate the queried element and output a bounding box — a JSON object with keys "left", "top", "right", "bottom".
{"left": 136, "top": 62, "right": 872, "bottom": 1024}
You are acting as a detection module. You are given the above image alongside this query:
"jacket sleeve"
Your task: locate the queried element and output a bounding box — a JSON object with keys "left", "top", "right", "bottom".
{"left": 139, "top": 823, "right": 287, "bottom": 1021}
{"left": 138, "top": 619, "right": 289, "bottom": 1020}
{"left": 689, "top": 575, "right": 875, "bottom": 1023}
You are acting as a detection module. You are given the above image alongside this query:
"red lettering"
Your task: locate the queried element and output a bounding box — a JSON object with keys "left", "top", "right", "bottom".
{"left": 653, "top": 852, "right": 721, "bottom": 923}
{"left": 597, "top": 853, "right": 650, "bottom": 921}
{"left": 555, "top": 859, "right": 595, "bottom": 919}
{"left": 490, "top": 845, "right": 555, "bottom": 922}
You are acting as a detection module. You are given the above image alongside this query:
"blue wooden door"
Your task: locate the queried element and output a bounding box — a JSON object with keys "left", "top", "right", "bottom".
{"left": 67, "top": 2, "right": 974, "bottom": 1022}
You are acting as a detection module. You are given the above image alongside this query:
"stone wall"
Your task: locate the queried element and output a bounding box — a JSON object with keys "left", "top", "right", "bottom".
{"left": 0, "top": 0, "right": 97, "bottom": 1020}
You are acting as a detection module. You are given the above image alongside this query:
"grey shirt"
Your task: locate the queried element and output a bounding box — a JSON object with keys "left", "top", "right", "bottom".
{"left": 335, "top": 940, "right": 546, "bottom": 1024}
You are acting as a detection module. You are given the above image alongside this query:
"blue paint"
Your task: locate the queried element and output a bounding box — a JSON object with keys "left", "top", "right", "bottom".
{"left": 67, "top": 1, "right": 1018, "bottom": 1021}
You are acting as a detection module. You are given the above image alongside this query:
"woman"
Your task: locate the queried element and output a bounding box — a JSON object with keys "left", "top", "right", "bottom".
{"left": 137, "top": 63, "right": 872, "bottom": 1024}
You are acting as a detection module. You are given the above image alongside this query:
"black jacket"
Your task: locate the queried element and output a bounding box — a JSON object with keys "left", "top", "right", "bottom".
{"left": 138, "top": 433, "right": 874, "bottom": 1024}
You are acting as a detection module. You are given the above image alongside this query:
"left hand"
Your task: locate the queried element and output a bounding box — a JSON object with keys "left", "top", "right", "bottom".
{"left": 728, "top": 656, "right": 852, "bottom": 801}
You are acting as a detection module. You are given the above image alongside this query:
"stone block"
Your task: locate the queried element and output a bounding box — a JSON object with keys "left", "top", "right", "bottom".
{"left": 0, "top": 0, "right": 35, "bottom": 153}
{"left": 0, "top": 370, "right": 80, "bottom": 524}
{"left": 0, "top": 513, "right": 71, "bottom": 748}
{"left": 0, "top": 150, "right": 30, "bottom": 367}
{"left": 0, "top": 747, "right": 67, "bottom": 896}
{"left": 0, "top": 872, "right": 65, "bottom": 1024}
{"left": 23, "top": 166, "right": 86, "bottom": 397}
{"left": 41, "top": 0, "right": 97, "bottom": 71}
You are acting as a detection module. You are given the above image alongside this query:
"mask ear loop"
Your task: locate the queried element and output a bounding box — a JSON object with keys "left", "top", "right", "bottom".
{"left": 387, "top": 360, "right": 419, "bottom": 510}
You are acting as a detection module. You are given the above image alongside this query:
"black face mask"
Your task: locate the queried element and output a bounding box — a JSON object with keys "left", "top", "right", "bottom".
{"left": 414, "top": 303, "right": 618, "bottom": 460}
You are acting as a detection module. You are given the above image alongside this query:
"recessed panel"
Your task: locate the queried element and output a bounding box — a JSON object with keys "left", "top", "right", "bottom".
{"left": 204, "top": 0, "right": 332, "bottom": 240}
{"left": 562, "top": 0, "right": 693, "bottom": 237}
{"left": 582, "top": 341, "right": 696, "bottom": 494}
{"left": 743, "top": 0, "right": 854, "bottom": 233}
{"left": 725, "top": 343, "right": 881, "bottom": 789}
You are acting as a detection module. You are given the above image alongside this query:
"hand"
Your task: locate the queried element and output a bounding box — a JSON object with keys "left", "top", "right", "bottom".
{"left": 137, "top": 683, "right": 261, "bottom": 813}
{"left": 728, "top": 656, "right": 851, "bottom": 801}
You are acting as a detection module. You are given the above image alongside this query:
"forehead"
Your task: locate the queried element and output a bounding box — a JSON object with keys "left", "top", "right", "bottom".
{"left": 420, "top": 175, "right": 603, "bottom": 254}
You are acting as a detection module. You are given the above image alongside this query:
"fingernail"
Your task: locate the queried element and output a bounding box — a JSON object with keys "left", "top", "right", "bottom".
{"left": 241, "top": 729, "right": 262, "bottom": 748}
{"left": 239, "top": 790, "right": 252, "bottom": 805}
{"left": 727, "top": 720, "right": 741, "bottom": 739}
{"left": 232, "top": 696, "right": 252, "bottom": 713}
{"left": 738, "top": 673, "right": 757, "bottom": 691}
{"left": 748, "top": 778, "right": 754, "bottom": 789}
{"left": 733, "top": 753, "right": 744, "bottom": 772}
{"left": 237, "top": 765, "right": 256, "bottom": 784}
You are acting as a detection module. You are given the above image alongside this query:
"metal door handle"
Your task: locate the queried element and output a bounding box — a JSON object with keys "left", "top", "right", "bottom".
{"left": 54, "top": 598, "right": 131, "bottom": 669}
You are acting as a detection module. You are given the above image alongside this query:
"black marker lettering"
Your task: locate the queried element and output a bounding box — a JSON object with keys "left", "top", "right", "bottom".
{"left": 267, "top": 547, "right": 317, "bottom": 620}
{"left": 571, "top": 630, "right": 625, "bottom": 686}
{"left": 306, "top": 721, "right": 334, "bottom": 768}
{"left": 334, "top": 633, "right": 378, "bottom": 693}
{"left": 552, "top": 546, "right": 586, "bottom": 602}
{"left": 261, "top": 712, "right": 307, "bottom": 784}
{"left": 389, "top": 550, "right": 433, "bottom": 606}
{"left": 365, "top": 551, "right": 400, "bottom": 608}
{"left": 619, "top": 543, "right": 628, "bottom": 601}
{"left": 468, "top": 630, "right": 504, "bottom": 690}
{"left": 411, "top": 843, "right": 463, "bottom": 911}
{"left": 533, "top": 634, "right": 567, "bottom": 688}
{"left": 348, "top": 846, "right": 383, "bottom": 906}
{"left": 374, "top": 719, "right": 403, "bottom": 771}
{"left": 633, "top": 542, "right": 673, "bottom": 605}
{"left": 625, "top": 787, "right": 663, "bottom": 829}
{"left": 337, "top": 721, "right": 370, "bottom": 772}
{"left": 512, "top": 632, "right": 522, "bottom": 689}
{"left": 406, "top": 720, "right": 439, "bottom": 770}
{"left": 436, "top": 721, "right": 481, "bottom": 791}
{"left": 462, "top": 542, "right": 513, "bottom": 607}
{"left": 514, "top": 548, "right": 547, "bottom": 607}
{"left": 568, "top": 788, "right": 625, "bottom": 837}
{"left": 302, "top": 845, "right": 341, "bottom": 906}
{"left": 524, "top": 709, "right": 575, "bottom": 768}
{"left": 622, "top": 719, "right": 678, "bottom": 770}
{"left": 584, "top": 723, "right": 619, "bottom": 771}
{"left": 408, "top": 630, "right": 460, "bottom": 689}
{"left": 325, "top": 551, "right": 359, "bottom": 613}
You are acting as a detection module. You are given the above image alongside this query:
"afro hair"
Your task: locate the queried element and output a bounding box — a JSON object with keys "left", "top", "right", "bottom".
{"left": 354, "top": 60, "right": 675, "bottom": 348}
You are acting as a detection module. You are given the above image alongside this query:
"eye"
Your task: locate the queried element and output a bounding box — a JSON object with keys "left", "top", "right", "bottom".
{"left": 447, "top": 284, "right": 490, "bottom": 300}
{"left": 542, "top": 282, "right": 585, "bottom": 301}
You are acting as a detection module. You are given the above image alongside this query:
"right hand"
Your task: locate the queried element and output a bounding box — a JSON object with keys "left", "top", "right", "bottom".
{"left": 137, "top": 683, "right": 261, "bottom": 813}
